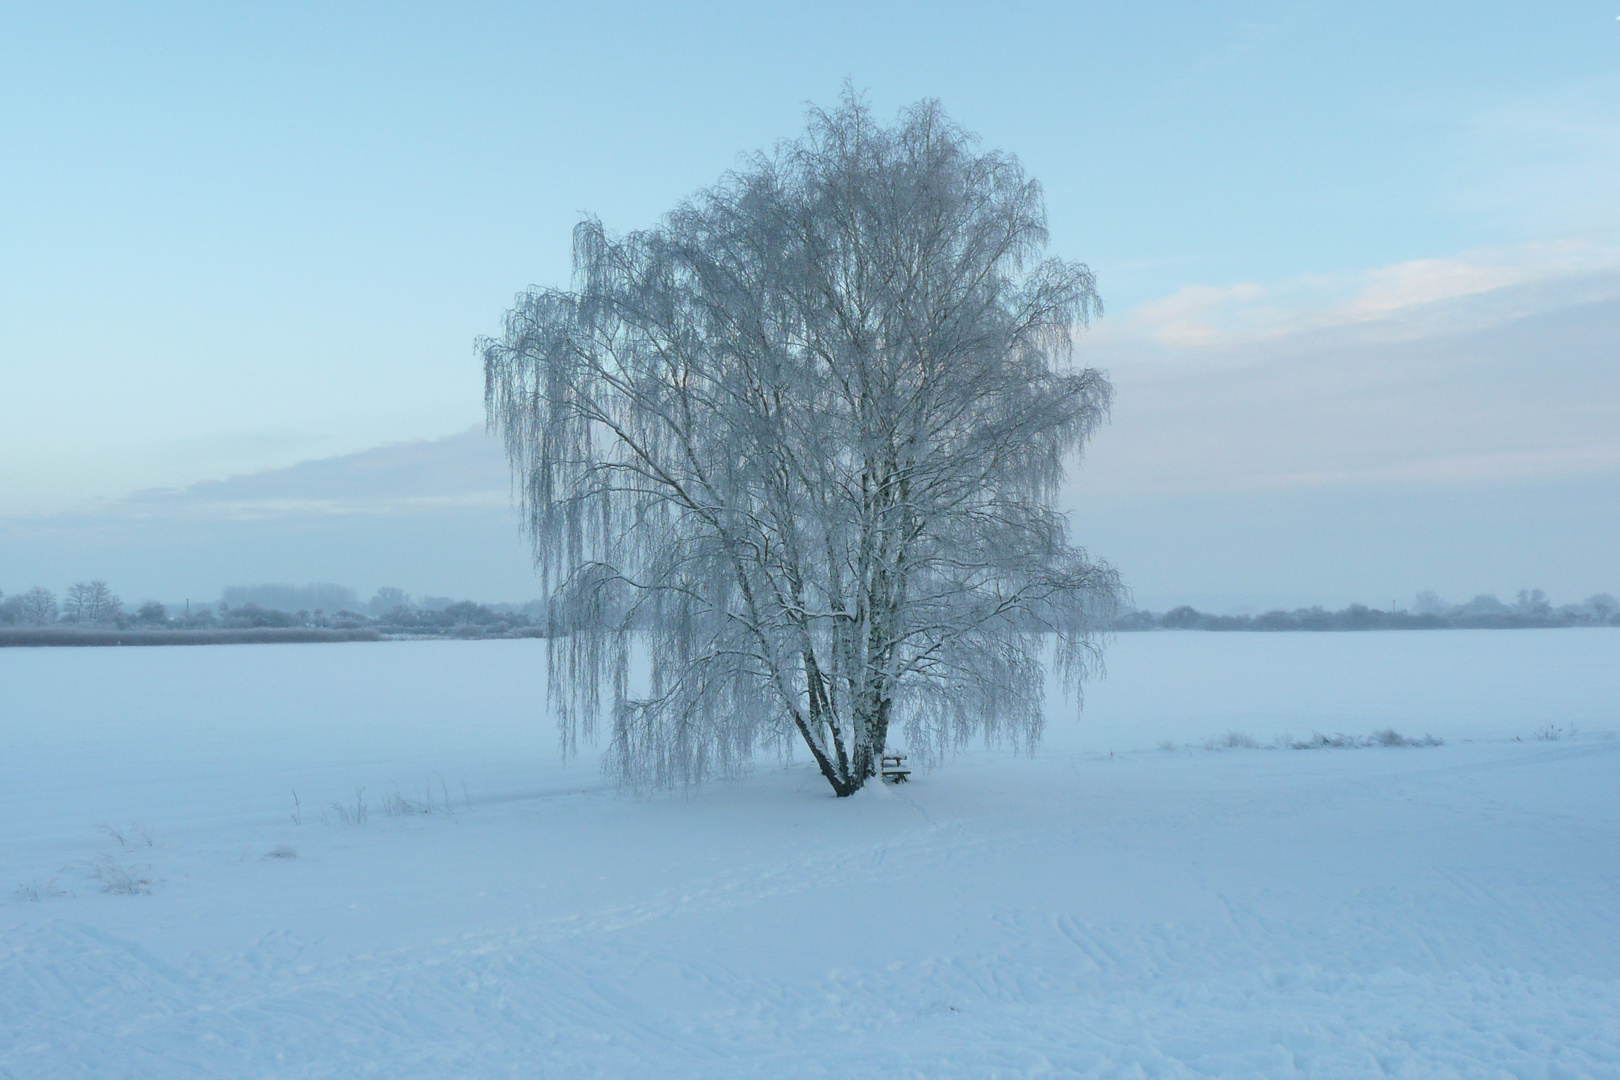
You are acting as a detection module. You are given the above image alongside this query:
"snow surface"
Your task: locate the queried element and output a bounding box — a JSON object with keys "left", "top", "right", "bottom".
{"left": 3, "top": 630, "right": 1618, "bottom": 1077}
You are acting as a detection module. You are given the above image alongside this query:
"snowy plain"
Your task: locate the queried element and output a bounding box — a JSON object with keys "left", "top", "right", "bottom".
{"left": 2, "top": 630, "right": 1617, "bottom": 1078}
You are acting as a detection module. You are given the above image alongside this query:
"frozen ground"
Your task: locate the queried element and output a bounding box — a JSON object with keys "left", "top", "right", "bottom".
{"left": 2, "top": 630, "right": 1617, "bottom": 1077}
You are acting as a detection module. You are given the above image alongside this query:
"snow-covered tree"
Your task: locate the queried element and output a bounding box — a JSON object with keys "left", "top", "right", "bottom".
{"left": 482, "top": 93, "right": 1121, "bottom": 796}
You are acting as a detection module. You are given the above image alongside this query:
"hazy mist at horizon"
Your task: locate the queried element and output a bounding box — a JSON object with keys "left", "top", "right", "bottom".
{"left": 4, "top": 2, "right": 1618, "bottom": 613}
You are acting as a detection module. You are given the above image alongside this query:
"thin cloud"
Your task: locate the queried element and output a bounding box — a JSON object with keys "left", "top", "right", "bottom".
{"left": 1078, "top": 260, "right": 1620, "bottom": 499}
{"left": 3, "top": 428, "right": 515, "bottom": 533}
{"left": 1087, "top": 239, "right": 1620, "bottom": 359}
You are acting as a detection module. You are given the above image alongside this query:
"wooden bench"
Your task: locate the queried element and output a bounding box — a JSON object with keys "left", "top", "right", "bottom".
{"left": 880, "top": 754, "right": 911, "bottom": 783}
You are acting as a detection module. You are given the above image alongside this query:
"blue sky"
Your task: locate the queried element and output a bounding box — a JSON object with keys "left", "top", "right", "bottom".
{"left": 3, "top": 2, "right": 1618, "bottom": 608}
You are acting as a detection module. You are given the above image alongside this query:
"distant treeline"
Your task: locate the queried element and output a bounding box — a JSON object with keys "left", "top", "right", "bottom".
{"left": 0, "top": 582, "right": 550, "bottom": 646}
{"left": 5, "top": 581, "right": 1618, "bottom": 646}
{"left": 0, "top": 626, "right": 384, "bottom": 647}
{"left": 1117, "top": 591, "right": 1620, "bottom": 632}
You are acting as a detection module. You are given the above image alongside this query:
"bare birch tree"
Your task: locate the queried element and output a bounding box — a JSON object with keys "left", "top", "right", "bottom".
{"left": 482, "top": 94, "right": 1121, "bottom": 796}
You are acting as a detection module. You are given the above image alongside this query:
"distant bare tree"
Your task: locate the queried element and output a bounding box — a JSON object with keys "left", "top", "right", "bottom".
{"left": 368, "top": 587, "right": 411, "bottom": 617}
{"left": 64, "top": 580, "right": 121, "bottom": 624}
{"left": 1514, "top": 589, "right": 1551, "bottom": 617}
{"left": 95, "top": 583, "right": 123, "bottom": 623}
{"left": 482, "top": 92, "right": 1121, "bottom": 796}
{"left": 63, "top": 583, "right": 90, "bottom": 622}
{"left": 1413, "top": 591, "right": 1450, "bottom": 616}
{"left": 16, "top": 587, "right": 59, "bottom": 626}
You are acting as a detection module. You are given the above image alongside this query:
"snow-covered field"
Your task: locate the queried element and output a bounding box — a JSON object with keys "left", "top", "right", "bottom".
{"left": 3, "top": 631, "right": 1618, "bottom": 1077}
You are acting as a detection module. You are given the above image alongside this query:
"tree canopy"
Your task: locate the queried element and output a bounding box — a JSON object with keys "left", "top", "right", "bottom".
{"left": 482, "top": 94, "right": 1120, "bottom": 796}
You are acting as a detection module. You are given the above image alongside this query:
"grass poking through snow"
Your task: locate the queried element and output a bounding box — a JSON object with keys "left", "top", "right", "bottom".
{"left": 1195, "top": 729, "right": 1446, "bottom": 751}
